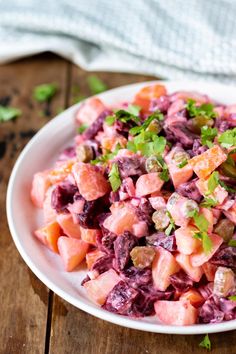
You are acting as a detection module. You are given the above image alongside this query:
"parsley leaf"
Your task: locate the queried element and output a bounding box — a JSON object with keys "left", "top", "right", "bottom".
{"left": 200, "top": 197, "right": 217, "bottom": 208}
{"left": 165, "top": 211, "right": 175, "bottom": 235}
{"left": 206, "top": 171, "right": 219, "bottom": 195}
{"left": 218, "top": 180, "right": 236, "bottom": 193}
{"left": 228, "top": 295, "right": 236, "bottom": 301}
{"left": 186, "top": 99, "right": 217, "bottom": 120}
{"left": 218, "top": 128, "right": 236, "bottom": 148}
{"left": 108, "top": 163, "right": 121, "bottom": 192}
{"left": 129, "top": 111, "right": 163, "bottom": 136}
{"left": 77, "top": 124, "right": 88, "bottom": 134}
{"left": 201, "top": 126, "right": 218, "bottom": 147}
{"left": 188, "top": 209, "right": 212, "bottom": 254}
{"left": 87, "top": 75, "right": 107, "bottom": 94}
{"left": 33, "top": 83, "right": 57, "bottom": 102}
{"left": 178, "top": 159, "right": 188, "bottom": 168}
{"left": 127, "top": 104, "right": 141, "bottom": 116}
{"left": 91, "top": 144, "right": 121, "bottom": 165}
{"left": 199, "top": 334, "right": 211, "bottom": 351}
{"left": 228, "top": 239, "right": 236, "bottom": 247}
{"left": 0, "top": 106, "right": 21, "bottom": 122}
{"left": 105, "top": 115, "right": 116, "bottom": 126}
{"left": 115, "top": 109, "right": 140, "bottom": 124}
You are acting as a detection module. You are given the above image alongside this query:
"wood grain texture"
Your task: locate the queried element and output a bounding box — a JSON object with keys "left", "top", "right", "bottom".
{"left": 0, "top": 54, "right": 69, "bottom": 354}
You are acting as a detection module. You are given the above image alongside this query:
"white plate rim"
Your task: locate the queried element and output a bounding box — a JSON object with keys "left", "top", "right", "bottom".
{"left": 6, "top": 80, "right": 236, "bottom": 335}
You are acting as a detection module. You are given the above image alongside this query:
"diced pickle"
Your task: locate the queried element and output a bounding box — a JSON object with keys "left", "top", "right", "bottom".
{"left": 220, "top": 162, "right": 236, "bottom": 179}
{"left": 130, "top": 246, "right": 155, "bottom": 269}
{"left": 152, "top": 210, "right": 170, "bottom": 230}
{"left": 173, "top": 151, "right": 190, "bottom": 164}
{"left": 213, "top": 266, "right": 235, "bottom": 297}
{"left": 76, "top": 144, "right": 94, "bottom": 162}
{"left": 145, "top": 156, "right": 163, "bottom": 173}
{"left": 146, "top": 119, "right": 161, "bottom": 134}
{"left": 190, "top": 115, "right": 214, "bottom": 134}
{"left": 214, "top": 219, "right": 235, "bottom": 242}
{"left": 181, "top": 200, "right": 199, "bottom": 218}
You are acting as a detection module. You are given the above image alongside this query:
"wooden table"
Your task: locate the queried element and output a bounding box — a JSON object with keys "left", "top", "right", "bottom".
{"left": 0, "top": 53, "right": 235, "bottom": 354}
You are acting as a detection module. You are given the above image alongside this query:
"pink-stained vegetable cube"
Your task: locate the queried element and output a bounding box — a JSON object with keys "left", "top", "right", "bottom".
{"left": 148, "top": 196, "right": 166, "bottom": 210}
{"left": 189, "top": 145, "right": 227, "bottom": 179}
{"left": 80, "top": 227, "right": 101, "bottom": 245}
{"left": 175, "top": 253, "right": 203, "bottom": 282}
{"left": 199, "top": 207, "right": 214, "bottom": 233}
{"left": 58, "top": 236, "right": 89, "bottom": 272}
{"left": 152, "top": 247, "right": 180, "bottom": 291}
{"left": 166, "top": 192, "right": 196, "bottom": 227}
{"left": 83, "top": 269, "right": 121, "bottom": 305}
{"left": 167, "top": 99, "right": 185, "bottom": 116}
{"left": 31, "top": 171, "right": 51, "bottom": 208}
{"left": 34, "top": 221, "right": 61, "bottom": 253}
{"left": 86, "top": 249, "right": 106, "bottom": 270}
{"left": 202, "top": 262, "right": 217, "bottom": 281}
{"left": 57, "top": 213, "right": 81, "bottom": 239}
{"left": 223, "top": 201, "right": 236, "bottom": 224}
{"left": 154, "top": 300, "right": 198, "bottom": 325}
{"left": 43, "top": 187, "right": 57, "bottom": 223}
{"left": 75, "top": 97, "right": 106, "bottom": 125}
{"left": 165, "top": 147, "right": 193, "bottom": 188}
{"left": 196, "top": 178, "right": 228, "bottom": 205}
{"left": 175, "top": 227, "right": 201, "bottom": 255}
{"left": 213, "top": 266, "right": 236, "bottom": 297}
{"left": 179, "top": 290, "right": 204, "bottom": 308}
{"left": 171, "top": 91, "right": 208, "bottom": 103}
{"left": 135, "top": 173, "right": 164, "bottom": 197}
{"left": 132, "top": 220, "right": 148, "bottom": 238}
{"left": 72, "top": 162, "right": 110, "bottom": 201}
{"left": 190, "top": 234, "right": 223, "bottom": 267}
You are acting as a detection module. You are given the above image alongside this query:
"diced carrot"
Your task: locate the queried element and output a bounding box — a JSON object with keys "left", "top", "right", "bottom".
{"left": 180, "top": 289, "right": 204, "bottom": 308}
{"left": 175, "top": 227, "right": 201, "bottom": 255}
{"left": 175, "top": 253, "right": 203, "bottom": 282}
{"left": 86, "top": 249, "right": 106, "bottom": 270}
{"left": 190, "top": 233, "right": 223, "bottom": 267}
{"left": 48, "top": 160, "right": 75, "bottom": 184}
{"left": 133, "top": 84, "right": 167, "bottom": 113}
{"left": 80, "top": 228, "right": 101, "bottom": 245}
{"left": 83, "top": 269, "right": 121, "bottom": 305}
{"left": 189, "top": 145, "right": 227, "bottom": 179}
{"left": 34, "top": 221, "right": 61, "bottom": 253}
{"left": 31, "top": 171, "right": 51, "bottom": 208}
{"left": 57, "top": 213, "right": 81, "bottom": 239}
{"left": 135, "top": 173, "right": 164, "bottom": 197}
{"left": 75, "top": 98, "right": 106, "bottom": 125}
{"left": 202, "top": 262, "right": 217, "bottom": 281}
{"left": 101, "top": 135, "right": 127, "bottom": 153}
{"left": 152, "top": 247, "right": 180, "bottom": 291}
{"left": 58, "top": 236, "right": 89, "bottom": 271}
{"left": 154, "top": 300, "right": 198, "bottom": 325}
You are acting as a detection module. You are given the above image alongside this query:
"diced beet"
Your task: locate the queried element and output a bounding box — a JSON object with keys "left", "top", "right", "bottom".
{"left": 135, "top": 199, "right": 154, "bottom": 225}
{"left": 176, "top": 179, "right": 202, "bottom": 202}
{"left": 96, "top": 226, "right": 117, "bottom": 253}
{"left": 114, "top": 232, "right": 138, "bottom": 270}
{"left": 199, "top": 296, "right": 225, "bottom": 323}
{"left": 58, "top": 146, "right": 76, "bottom": 161}
{"left": 146, "top": 232, "right": 177, "bottom": 252}
{"left": 121, "top": 267, "right": 152, "bottom": 288}
{"left": 164, "top": 122, "right": 197, "bottom": 148}
{"left": 91, "top": 254, "right": 114, "bottom": 275}
{"left": 169, "top": 270, "right": 194, "bottom": 292}
{"left": 103, "top": 281, "right": 138, "bottom": 315}
{"left": 150, "top": 95, "right": 171, "bottom": 113}
{"left": 116, "top": 155, "right": 145, "bottom": 178}
{"left": 51, "top": 181, "right": 78, "bottom": 213}
{"left": 82, "top": 110, "right": 111, "bottom": 140}
{"left": 210, "top": 245, "right": 236, "bottom": 268}
{"left": 190, "top": 139, "right": 208, "bottom": 156}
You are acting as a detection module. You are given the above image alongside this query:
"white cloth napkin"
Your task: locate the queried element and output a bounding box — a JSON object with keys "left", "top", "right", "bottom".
{"left": 0, "top": 0, "right": 236, "bottom": 83}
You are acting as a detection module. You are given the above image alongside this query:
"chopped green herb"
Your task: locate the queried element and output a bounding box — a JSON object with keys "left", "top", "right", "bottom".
{"left": 91, "top": 144, "right": 121, "bottom": 165}
{"left": 228, "top": 239, "right": 236, "bottom": 247}
{"left": 199, "top": 334, "right": 211, "bottom": 351}
{"left": 218, "top": 128, "right": 236, "bottom": 148}
{"left": 188, "top": 209, "right": 212, "bottom": 254}
{"left": 206, "top": 171, "right": 219, "bottom": 195}
{"left": 33, "top": 83, "right": 57, "bottom": 102}
{"left": 115, "top": 109, "right": 140, "bottom": 124}
{"left": 77, "top": 124, "right": 88, "bottom": 134}
{"left": 108, "top": 163, "right": 121, "bottom": 192}
{"left": 127, "top": 104, "right": 141, "bottom": 116}
{"left": 201, "top": 126, "right": 218, "bottom": 147}
{"left": 165, "top": 211, "right": 175, "bottom": 235}
{"left": 87, "top": 75, "right": 107, "bottom": 95}
{"left": 228, "top": 295, "right": 236, "bottom": 301}
{"left": 178, "top": 159, "right": 188, "bottom": 168}
{"left": 186, "top": 99, "right": 217, "bottom": 120}
{"left": 200, "top": 197, "right": 217, "bottom": 208}
{"left": 193, "top": 231, "right": 212, "bottom": 253}
{"left": 0, "top": 105, "right": 21, "bottom": 122}
{"left": 219, "top": 179, "right": 236, "bottom": 193}
{"left": 129, "top": 111, "right": 163, "bottom": 136}
{"left": 152, "top": 136, "right": 166, "bottom": 155}
{"left": 165, "top": 224, "right": 173, "bottom": 236}
{"left": 105, "top": 115, "right": 116, "bottom": 126}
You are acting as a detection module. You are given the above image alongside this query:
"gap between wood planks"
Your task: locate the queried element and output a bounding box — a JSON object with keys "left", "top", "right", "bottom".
{"left": 44, "top": 61, "right": 72, "bottom": 354}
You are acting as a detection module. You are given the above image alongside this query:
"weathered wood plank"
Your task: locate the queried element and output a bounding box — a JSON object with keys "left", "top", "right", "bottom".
{"left": 0, "top": 53, "right": 69, "bottom": 354}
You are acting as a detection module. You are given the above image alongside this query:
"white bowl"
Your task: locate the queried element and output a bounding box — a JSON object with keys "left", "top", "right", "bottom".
{"left": 7, "top": 80, "right": 236, "bottom": 335}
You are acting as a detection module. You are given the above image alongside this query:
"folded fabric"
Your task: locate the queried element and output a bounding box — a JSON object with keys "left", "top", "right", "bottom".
{"left": 0, "top": 0, "right": 236, "bottom": 83}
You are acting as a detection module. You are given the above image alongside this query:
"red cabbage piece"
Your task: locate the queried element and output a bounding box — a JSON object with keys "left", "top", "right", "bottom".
{"left": 114, "top": 232, "right": 138, "bottom": 270}
{"left": 210, "top": 246, "right": 236, "bottom": 268}
{"left": 176, "top": 178, "right": 202, "bottom": 202}
{"left": 82, "top": 109, "right": 111, "bottom": 140}
{"left": 146, "top": 232, "right": 177, "bottom": 252}
{"left": 169, "top": 270, "right": 194, "bottom": 292}
{"left": 51, "top": 180, "right": 78, "bottom": 213}
{"left": 91, "top": 254, "right": 114, "bottom": 275}
{"left": 116, "top": 156, "right": 145, "bottom": 178}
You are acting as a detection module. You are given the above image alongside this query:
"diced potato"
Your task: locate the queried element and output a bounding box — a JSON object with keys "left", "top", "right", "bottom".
{"left": 154, "top": 300, "right": 198, "bottom": 325}
{"left": 58, "top": 236, "right": 89, "bottom": 271}
{"left": 180, "top": 289, "right": 204, "bottom": 308}
{"left": 34, "top": 221, "right": 61, "bottom": 253}
{"left": 175, "top": 227, "right": 201, "bottom": 255}
{"left": 190, "top": 234, "right": 223, "bottom": 267}
{"left": 57, "top": 213, "right": 81, "bottom": 239}
{"left": 175, "top": 253, "right": 203, "bottom": 282}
